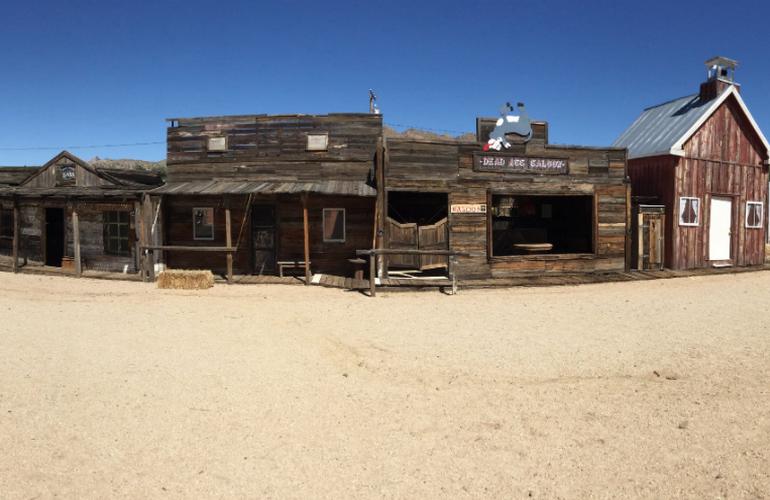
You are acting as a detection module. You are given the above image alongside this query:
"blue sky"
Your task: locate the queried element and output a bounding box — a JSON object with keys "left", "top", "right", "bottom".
{"left": 1, "top": 0, "right": 768, "bottom": 165}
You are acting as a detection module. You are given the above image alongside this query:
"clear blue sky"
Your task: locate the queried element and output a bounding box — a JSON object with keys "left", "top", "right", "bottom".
{"left": 1, "top": 0, "right": 768, "bottom": 165}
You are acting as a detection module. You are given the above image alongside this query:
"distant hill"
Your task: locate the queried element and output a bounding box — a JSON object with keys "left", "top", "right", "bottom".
{"left": 88, "top": 157, "right": 166, "bottom": 176}
{"left": 383, "top": 126, "right": 476, "bottom": 143}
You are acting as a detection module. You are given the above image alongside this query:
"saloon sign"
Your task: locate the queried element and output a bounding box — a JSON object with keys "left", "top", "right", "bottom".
{"left": 473, "top": 154, "right": 569, "bottom": 175}
{"left": 450, "top": 203, "right": 487, "bottom": 214}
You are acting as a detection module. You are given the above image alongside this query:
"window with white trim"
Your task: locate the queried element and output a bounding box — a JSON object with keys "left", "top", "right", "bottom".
{"left": 193, "top": 207, "right": 215, "bottom": 240}
{"left": 746, "top": 201, "right": 763, "bottom": 229}
{"left": 679, "top": 197, "right": 700, "bottom": 226}
{"left": 322, "top": 208, "right": 345, "bottom": 242}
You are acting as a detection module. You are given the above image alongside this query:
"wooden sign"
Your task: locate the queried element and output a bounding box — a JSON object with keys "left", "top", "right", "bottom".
{"left": 451, "top": 203, "right": 487, "bottom": 214}
{"left": 474, "top": 154, "right": 568, "bottom": 174}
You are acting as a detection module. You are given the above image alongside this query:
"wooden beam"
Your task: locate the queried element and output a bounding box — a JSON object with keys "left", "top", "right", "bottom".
{"left": 72, "top": 208, "right": 81, "bottom": 277}
{"left": 369, "top": 253, "right": 376, "bottom": 297}
{"left": 302, "top": 193, "right": 311, "bottom": 285}
{"left": 625, "top": 182, "right": 632, "bottom": 272}
{"left": 225, "top": 206, "right": 233, "bottom": 283}
{"left": 375, "top": 136, "right": 386, "bottom": 279}
{"left": 12, "top": 200, "right": 19, "bottom": 273}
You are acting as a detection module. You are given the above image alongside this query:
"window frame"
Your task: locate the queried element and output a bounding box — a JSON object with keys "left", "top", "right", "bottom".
{"left": 103, "top": 210, "right": 131, "bottom": 256}
{"left": 306, "top": 133, "right": 329, "bottom": 151}
{"left": 322, "top": 208, "right": 346, "bottom": 243}
{"left": 192, "top": 207, "right": 215, "bottom": 241}
{"left": 678, "top": 196, "right": 700, "bottom": 227}
{"left": 745, "top": 201, "right": 763, "bottom": 229}
{"left": 207, "top": 136, "right": 227, "bottom": 152}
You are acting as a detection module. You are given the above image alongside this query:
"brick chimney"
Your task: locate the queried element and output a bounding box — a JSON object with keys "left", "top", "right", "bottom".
{"left": 700, "top": 56, "right": 740, "bottom": 101}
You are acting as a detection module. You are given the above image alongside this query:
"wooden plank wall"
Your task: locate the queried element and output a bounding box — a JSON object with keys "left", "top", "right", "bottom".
{"left": 627, "top": 156, "right": 677, "bottom": 267}
{"left": 673, "top": 95, "right": 768, "bottom": 269}
{"left": 166, "top": 114, "right": 381, "bottom": 183}
{"left": 163, "top": 194, "right": 374, "bottom": 276}
{"left": 24, "top": 157, "right": 111, "bottom": 188}
{"left": 385, "top": 134, "right": 628, "bottom": 279}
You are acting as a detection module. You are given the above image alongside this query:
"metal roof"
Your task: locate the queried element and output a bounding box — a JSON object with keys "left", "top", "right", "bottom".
{"left": 612, "top": 93, "right": 716, "bottom": 159}
{"left": 151, "top": 180, "right": 377, "bottom": 197}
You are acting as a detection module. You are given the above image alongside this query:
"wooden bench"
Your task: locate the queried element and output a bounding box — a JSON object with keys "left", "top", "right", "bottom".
{"left": 277, "top": 260, "right": 310, "bottom": 277}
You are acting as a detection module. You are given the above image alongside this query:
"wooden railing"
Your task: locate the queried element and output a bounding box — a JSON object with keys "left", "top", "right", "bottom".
{"left": 355, "top": 249, "right": 469, "bottom": 297}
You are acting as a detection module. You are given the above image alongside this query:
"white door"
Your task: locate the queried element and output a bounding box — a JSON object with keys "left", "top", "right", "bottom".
{"left": 709, "top": 197, "right": 732, "bottom": 261}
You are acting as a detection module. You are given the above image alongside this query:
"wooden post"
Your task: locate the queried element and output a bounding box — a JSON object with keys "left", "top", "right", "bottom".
{"left": 12, "top": 199, "right": 19, "bottom": 273}
{"left": 369, "top": 252, "right": 376, "bottom": 297}
{"left": 72, "top": 207, "right": 81, "bottom": 277}
{"left": 302, "top": 193, "right": 311, "bottom": 285}
{"left": 625, "top": 181, "right": 632, "bottom": 272}
{"left": 225, "top": 206, "right": 233, "bottom": 283}
{"left": 375, "top": 137, "right": 387, "bottom": 279}
{"left": 141, "top": 194, "right": 155, "bottom": 282}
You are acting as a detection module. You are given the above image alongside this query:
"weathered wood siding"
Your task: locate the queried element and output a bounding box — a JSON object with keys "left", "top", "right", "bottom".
{"left": 166, "top": 114, "right": 381, "bottom": 183}
{"left": 673, "top": 95, "right": 768, "bottom": 268}
{"left": 627, "top": 156, "right": 677, "bottom": 267}
{"left": 8, "top": 199, "right": 141, "bottom": 272}
{"left": 385, "top": 134, "right": 628, "bottom": 279}
{"left": 23, "top": 156, "right": 111, "bottom": 188}
{"left": 163, "top": 194, "right": 373, "bottom": 275}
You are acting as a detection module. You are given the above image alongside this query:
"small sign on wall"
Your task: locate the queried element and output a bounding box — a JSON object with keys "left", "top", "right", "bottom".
{"left": 451, "top": 203, "right": 487, "bottom": 214}
{"left": 473, "top": 154, "right": 568, "bottom": 174}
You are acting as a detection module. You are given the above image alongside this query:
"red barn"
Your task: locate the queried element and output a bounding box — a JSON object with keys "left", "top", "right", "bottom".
{"left": 615, "top": 57, "right": 770, "bottom": 270}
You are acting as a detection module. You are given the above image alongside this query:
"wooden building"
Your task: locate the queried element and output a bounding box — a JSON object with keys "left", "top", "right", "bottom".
{"left": 0, "top": 151, "right": 162, "bottom": 274}
{"left": 614, "top": 57, "right": 770, "bottom": 270}
{"left": 379, "top": 109, "right": 629, "bottom": 280}
{"left": 152, "top": 113, "right": 381, "bottom": 280}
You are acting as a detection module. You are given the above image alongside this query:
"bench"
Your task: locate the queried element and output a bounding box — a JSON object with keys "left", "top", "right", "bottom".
{"left": 277, "top": 260, "right": 310, "bottom": 277}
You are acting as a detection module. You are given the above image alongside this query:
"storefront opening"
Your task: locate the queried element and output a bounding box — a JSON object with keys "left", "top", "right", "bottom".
{"left": 491, "top": 195, "right": 593, "bottom": 256}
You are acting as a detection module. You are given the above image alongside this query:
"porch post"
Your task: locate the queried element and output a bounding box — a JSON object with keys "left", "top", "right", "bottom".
{"left": 225, "top": 203, "right": 233, "bottom": 283}
{"left": 302, "top": 193, "right": 311, "bottom": 285}
{"left": 375, "top": 137, "right": 388, "bottom": 279}
{"left": 12, "top": 198, "right": 19, "bottom": 273}
{"left": 72, "top": 206, "right": 81, "bottom": 277}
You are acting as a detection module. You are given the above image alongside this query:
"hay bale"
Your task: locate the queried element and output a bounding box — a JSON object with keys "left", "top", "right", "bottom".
{"left": 156, "top": 269, "right": 215, "bottom": 290}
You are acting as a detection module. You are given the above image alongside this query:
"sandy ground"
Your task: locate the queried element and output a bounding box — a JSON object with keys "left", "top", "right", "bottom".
{"left": 1, "top": 272, "right": 769, "bottom": 499}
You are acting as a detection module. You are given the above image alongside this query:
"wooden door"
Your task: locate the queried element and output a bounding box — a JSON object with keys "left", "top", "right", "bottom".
{"left": 418, "top": 218, "right": 448, "bottom": 270}
{"left": 386, "top": 217, "right": 419, "bottom": 268}
{"left": 709, "top": 197, "right": 732, "bottom": 261}
{"left": 252, "top": 205, "right": 276, "bottom": 274}
{"left": 637, "top": 210, "right": 664, "bottom": 270}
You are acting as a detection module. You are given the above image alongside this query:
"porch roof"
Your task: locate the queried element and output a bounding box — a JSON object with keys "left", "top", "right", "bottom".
{"left": 151, "top": 179, "right": 377, "bottom": 197}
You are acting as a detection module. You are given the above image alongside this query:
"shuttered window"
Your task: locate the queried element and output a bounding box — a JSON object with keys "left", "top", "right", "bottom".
{"left": 746, "top": 202, "right": 763, "bottom": 229}
{"left": 104, "top": 211, "right": 130, "bottom": 255}
{"left": 322, "top": 208, "right": 345, "bottom": 242}
{"left": 679, "top": 197, "right": 700, "bottom": 226}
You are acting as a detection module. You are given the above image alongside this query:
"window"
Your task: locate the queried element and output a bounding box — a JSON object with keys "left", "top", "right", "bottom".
{"left": 193, "top": 207, "right": 214, "bottom": 240}
{"left": 307, "top": 134, "right": 329, "bottom": 151}
{"left": 323, "top": 208, "right": 345, "bottom": 242}
{"left": 679, "top": 197, "right": 700, "bottom": 226}
{"left": 746, "top": 201, "right": 763, "bottom": 229}
{"left": 490, "top": 195, "right": 593, "bottom": 256}
{"left": 207, "top": 136, "right": 227, "bottom": 152}
{"left": 103, "top": 211, "right": 130, "bottom": 255}
{"left": 0, "top": 209, "right": 13, "bottom": 238}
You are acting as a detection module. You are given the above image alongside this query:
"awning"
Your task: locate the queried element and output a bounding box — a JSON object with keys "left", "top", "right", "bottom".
{"left": 151, "top": 180, "right": 377, "bottom": 197}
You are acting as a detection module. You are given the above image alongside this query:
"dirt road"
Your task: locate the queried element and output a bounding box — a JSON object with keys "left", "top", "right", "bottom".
{"left": 1, "top": 272, "right": 769, "bottom": 498}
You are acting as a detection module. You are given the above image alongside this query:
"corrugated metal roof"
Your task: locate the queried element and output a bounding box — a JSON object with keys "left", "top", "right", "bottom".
{"left": 613, "top": 93, "right": 717, "bottom": 159}
{"left": 151, "top": 180, "right": 377, "bottom": 197}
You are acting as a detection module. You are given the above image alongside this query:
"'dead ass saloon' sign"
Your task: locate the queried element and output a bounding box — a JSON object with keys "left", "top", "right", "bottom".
{"left": 473, "top": 154, "right": 569, "bottom": 175}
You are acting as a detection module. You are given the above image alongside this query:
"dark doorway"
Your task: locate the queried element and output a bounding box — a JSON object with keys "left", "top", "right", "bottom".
{"left": 45, "top": 208, "right": 65, "bottom": 267}
{"left": 251, "top": 205, "right": 276, "bottom": 274}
